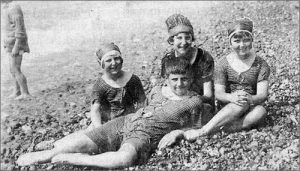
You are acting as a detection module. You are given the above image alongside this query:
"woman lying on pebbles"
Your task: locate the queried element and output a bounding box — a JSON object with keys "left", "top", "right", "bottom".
{"left": 16, "top": 58, "right": 205, "bottom": 169}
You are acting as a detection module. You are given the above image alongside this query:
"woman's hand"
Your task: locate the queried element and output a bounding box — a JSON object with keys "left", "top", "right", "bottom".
{"left": 244, "top": 93, "right": 254, "bottom": 106}
{"left": 183, "top": 129, "right": 206, "bottom": 141}
{"left": 11, "top": 47, "right": 19, "bottom": 57}
{"left": 229, "top": 90, "right": 250, "bottom": 106}
{"left": 12, "top": 38, "right": 21, "bottom": 57}
{"left": 158, "top": 130, "right": 184, "bottom": 150}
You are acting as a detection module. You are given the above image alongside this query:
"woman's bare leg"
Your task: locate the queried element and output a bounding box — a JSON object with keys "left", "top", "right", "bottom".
{"left": 9, "top": 53, "right": 31, "bottom": 99}
{"left": 16, "top": 132, "right": 98, "bottom": 166}
{"left": 224, "top": 105, "right": 267, "bottom": 132}
{"left": 200, "top": 103, "right": 249, "bottom": 135}
{"left": 52, "top": 143, "right": 138, "bottom": 169}
{"left": 8, "top": 80, "right": 21, "bottom": 98}
{"left": 8, "top": 53, "right": 21, "bottom": 98}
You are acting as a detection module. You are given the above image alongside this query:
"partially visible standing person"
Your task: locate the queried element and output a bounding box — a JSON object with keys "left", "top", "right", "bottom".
{"left": 160, "top": 14, "right": 215, "bottom": 116}
{"left": 2, "top": 0, "right": 31, "bottom": 100}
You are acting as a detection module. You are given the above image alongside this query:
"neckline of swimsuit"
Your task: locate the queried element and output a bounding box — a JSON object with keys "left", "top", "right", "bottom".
{"left": 102, "top": 71, "right": 133, "bottom": 88}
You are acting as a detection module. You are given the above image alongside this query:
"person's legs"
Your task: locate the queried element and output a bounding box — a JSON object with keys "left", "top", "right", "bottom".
{"left": 8, "top": 80, "right": 21, "bottom": 98}
{"left": 200, "top": 103, "right": 249, "bottom": 135}
{"left": 17, "top": 116, "right": 126, "bottom": 166}
{"left": 16, "top": 132, "right": 98, "bottom": 166}
{"left": 51, "top": 143, "right": 138, "bottom": 169}
{"left": 8, "top": 53, "right": 21, "bottom": 98}
{"left": 9, "top": 53, "right": 31, "bottom": 99}
{"left": 224, "top": 105, "right": 267, "bottom": 132}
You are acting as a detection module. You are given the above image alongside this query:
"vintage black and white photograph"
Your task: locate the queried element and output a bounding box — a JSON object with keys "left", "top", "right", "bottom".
{"left": 1, "top": 1, "right": 299, "bottom": 170}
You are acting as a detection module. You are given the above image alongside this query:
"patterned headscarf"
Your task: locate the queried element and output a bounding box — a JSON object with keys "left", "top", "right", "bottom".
{"left": 165, "top": 14, "right": 195, "bottom": 44}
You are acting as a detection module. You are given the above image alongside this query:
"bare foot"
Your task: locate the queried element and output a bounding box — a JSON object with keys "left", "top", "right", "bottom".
{"left": 15, "top": 94, "right": 33, "bottom": 100}
{"left": 16, "top": 150, "right": 54, "bottom": 166}
{"left": 8, "top": 92, "right": 21, "bottom": 99}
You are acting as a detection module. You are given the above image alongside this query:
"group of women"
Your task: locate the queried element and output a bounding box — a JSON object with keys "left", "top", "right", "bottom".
{"left": 14, "top": 12, "right": 270, "bottom": 169}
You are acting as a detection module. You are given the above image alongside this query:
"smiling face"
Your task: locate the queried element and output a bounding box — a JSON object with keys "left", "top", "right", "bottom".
{"left": 230, "top": 31, "right": 253, "bottom": 58}
{"left": 100, "top": 50, "right": 123, "bottom": 75}
{"left": 166, "top": 73, "right": 191, "bottom": 96}
{"left": 172, "top": 32, "right": 193, "bottom": 56}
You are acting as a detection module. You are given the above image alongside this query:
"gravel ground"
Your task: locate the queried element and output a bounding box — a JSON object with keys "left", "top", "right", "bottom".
{"left": 1, "top": 1, "right": 299, "bottom": 170}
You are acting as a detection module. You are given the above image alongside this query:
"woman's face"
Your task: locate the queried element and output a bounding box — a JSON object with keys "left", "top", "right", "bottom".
{"left": 172, "top": 32, "right": 193, "bottom": 55}
{"left": 101, "top": 50, "right": 123, "bottom": 75}
{"left": 166, "top": 73, "right": 191, "bottom": 96}
{"left": 230, "top": 32, "right": 253, "bottom": 58}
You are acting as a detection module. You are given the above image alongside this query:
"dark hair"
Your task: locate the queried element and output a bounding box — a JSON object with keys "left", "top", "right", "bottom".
{"left": 164, "top": 57, "right": 193, "bottom": 77}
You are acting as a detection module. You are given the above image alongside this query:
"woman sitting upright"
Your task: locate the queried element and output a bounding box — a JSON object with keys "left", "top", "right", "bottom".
{"left": 89, "top": 42, "right": 146, "bottom": 128}
{"left": 183, "top": 17, "right": 271, "bottom": 140}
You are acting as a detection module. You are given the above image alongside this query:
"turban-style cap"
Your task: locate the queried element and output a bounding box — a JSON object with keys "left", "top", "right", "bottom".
{"left": 165, "top": 14, "right": 195, "bottom": 43}
{"left": 228, "top": 17, "right": 254, "bottom": 42}
{"left": 96, "top": 43, "right": 122, "bottom": 68}
{"left": 96, "top": 42, "right": 121, "bottom": 60}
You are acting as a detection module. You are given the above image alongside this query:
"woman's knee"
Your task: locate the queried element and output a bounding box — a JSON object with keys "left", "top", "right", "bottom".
{"left": 54, "top": 133, "right": 98, "bottom": 154}
{"left": 255, "top": 105, "right": 267, "bottom": 113}
{"left": 225, "top": 103, "right": 249, "bottom": 118}
{"left": 10, "top": 65, "right": 22, "bottom": 76}
{"left": 243, "top": 105, "right": 267, "bottom": 127}
{"left": 252, "top": 105, "right": 267, "bottom": 118}
{"left": 118, "top": 143, "right": 138, "bottom": 167}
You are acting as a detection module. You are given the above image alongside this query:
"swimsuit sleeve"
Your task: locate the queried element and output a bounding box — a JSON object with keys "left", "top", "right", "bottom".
{"left": 90, "top": 78, "right": 105, "bottom": 104}
{"left": 257, "top": 59, "right": 271, "bottom": 82}
{"left": 214, "top": 58, "right": 227, "bottom": 85}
